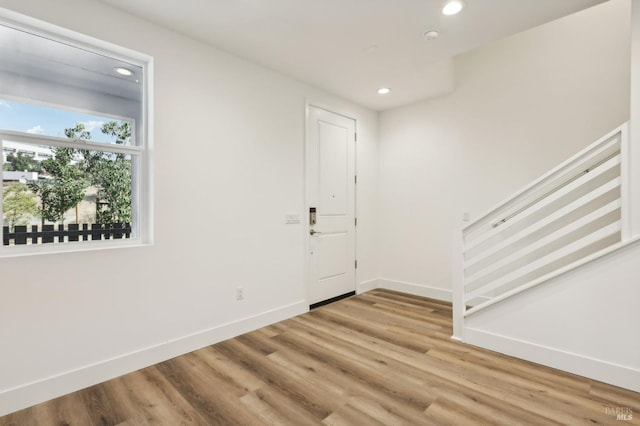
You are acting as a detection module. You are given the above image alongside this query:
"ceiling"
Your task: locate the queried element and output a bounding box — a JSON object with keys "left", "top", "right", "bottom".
{"left": 0, "top": 23, "right": 142, "bottom": 101}
{"left": 99, "top": 0, "right": 608, "bottom": 111}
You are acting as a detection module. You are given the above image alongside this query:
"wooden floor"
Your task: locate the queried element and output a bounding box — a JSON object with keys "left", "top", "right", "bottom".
{"left": 2, "top": 289, "right": 639, "bottom": 425}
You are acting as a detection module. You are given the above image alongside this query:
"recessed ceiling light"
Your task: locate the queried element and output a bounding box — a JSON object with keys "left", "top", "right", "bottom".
{"left": 423, "top": 30, "right": 440, "bottom": 40}
{"left": 114, "top": 67, "right": 134, "bottom": 76}
{"left": 442, "top": 0, "right": 465, "bottom": 16}
{"left": 377, "top": 88, "right": 391, "bottom": 95}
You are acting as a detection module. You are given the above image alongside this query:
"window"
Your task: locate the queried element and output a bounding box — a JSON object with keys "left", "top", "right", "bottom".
{"left": 0, "top": 15, "right": 152, "bottom": 255}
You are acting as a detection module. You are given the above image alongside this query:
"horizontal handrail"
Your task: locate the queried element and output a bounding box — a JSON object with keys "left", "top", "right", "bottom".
{"left": 465, "top": 199, "right": 621, "bottom": 287}
{"left": 463, "top": 124, "right": 624, "bottom": 235}
{"left": 464, "top": 177, "right": 621, "bottom": 269}
{"left": 489, "top": 152, "right": 619, "bottom": 229}
{"left": 465, "top": 221, "right": 620, "bottom": 303}
{"left": 465, "top": 154, "right": 620, "bottom": 251}
{"left": 464, "top": 235, "right": 640, "bottom": 317}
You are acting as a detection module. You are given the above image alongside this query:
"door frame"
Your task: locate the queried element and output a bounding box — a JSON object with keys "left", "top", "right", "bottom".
{"left": 304, "top": 100, "right": 358, "bottom": 306}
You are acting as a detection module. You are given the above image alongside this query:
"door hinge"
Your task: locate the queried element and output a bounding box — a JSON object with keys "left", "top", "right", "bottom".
{"left": 355, "top": 217, "right": 358, "bottom": 226}
{"left": 355, "top": 133, "right": 357, "bottom": 142}
{"left": 355, "top": 260, "right": 358, "bottom": 269}
{"left": 355, "top": 175, "right": 357, "bottom": 184}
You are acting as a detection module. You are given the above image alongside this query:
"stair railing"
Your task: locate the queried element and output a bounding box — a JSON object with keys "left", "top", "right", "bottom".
{"left": 453, "top": 123, "right": 630, "bottom": 339}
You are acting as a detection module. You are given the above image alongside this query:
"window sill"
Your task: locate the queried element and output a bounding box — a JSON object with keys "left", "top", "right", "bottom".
{"left": 0, "top": 238, "right": 152, "bottom": 258}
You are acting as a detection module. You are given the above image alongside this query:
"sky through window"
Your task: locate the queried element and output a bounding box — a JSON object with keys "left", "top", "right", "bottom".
{"left": 0, "top": 99, "right": 128, "bottom": 143}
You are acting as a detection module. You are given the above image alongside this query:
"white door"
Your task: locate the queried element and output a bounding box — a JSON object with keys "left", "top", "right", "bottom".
{"left": 306, "top": 106, "right": 356, "bottom": 306}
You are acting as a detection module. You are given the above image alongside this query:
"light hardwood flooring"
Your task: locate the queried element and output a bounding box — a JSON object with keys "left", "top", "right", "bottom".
{"left": 1, "top": 289, "right": 639, "bottom": 425}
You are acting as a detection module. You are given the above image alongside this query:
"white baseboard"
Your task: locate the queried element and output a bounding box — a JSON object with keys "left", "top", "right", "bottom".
{"left": 375, "top": 278, "right": 452, "bottom": 302}
{"left": 0, "top": 301, "right": 308, "bottom": 417}
{"left": 464, "top": 327, "right": 640, "bottom": 393}
{"left": 356, "top": 279, "right": 379, "bottom": 294}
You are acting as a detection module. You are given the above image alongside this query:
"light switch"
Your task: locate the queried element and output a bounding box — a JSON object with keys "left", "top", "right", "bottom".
{"left": 285, "top": 212, "right": 301, "bottom": 224}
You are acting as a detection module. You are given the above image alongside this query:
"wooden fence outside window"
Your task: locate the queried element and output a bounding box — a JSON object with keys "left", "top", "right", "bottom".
{"left": 2, "top": 223, "right": 132, "bottom": 245}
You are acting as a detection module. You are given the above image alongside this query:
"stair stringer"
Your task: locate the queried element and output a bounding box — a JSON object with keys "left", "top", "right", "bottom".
{"left": 463, "top": 237, "right": 640, "bottom": 392}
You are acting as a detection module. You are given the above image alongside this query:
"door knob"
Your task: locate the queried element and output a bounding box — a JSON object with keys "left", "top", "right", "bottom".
{"left": 310, "top": 229, "right": 322, "bottom": 235}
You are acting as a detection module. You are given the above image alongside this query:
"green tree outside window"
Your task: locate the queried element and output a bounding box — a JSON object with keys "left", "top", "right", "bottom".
{"left": 2, "top": 182, "right": 39, "bottom": 232}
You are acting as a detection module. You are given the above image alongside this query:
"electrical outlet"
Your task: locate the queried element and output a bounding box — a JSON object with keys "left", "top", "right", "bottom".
{"left": 236, "top": 286, "right": 244, "bottom": 301}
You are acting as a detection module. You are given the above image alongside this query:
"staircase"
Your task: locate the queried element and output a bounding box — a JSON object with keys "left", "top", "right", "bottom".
{"left": 453, "top": 123, "right": 640, "bottom": 392}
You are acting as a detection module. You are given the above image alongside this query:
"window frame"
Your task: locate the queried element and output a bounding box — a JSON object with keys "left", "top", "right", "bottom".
{"left": 0, "top": 9, "right": 153, "bottom": 257}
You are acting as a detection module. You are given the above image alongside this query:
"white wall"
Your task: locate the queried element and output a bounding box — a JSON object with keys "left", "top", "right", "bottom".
{"left": 0, "top": 0, "right": 378, "bottom": 415}
{"left": 464, "top": 239, "right": 640, "bottom": 392}
{"left": 378, "top": 0, "right": 631, "bottom": 298}
{"left": 631, "top": 0, "right": 640, "bottom": 236}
